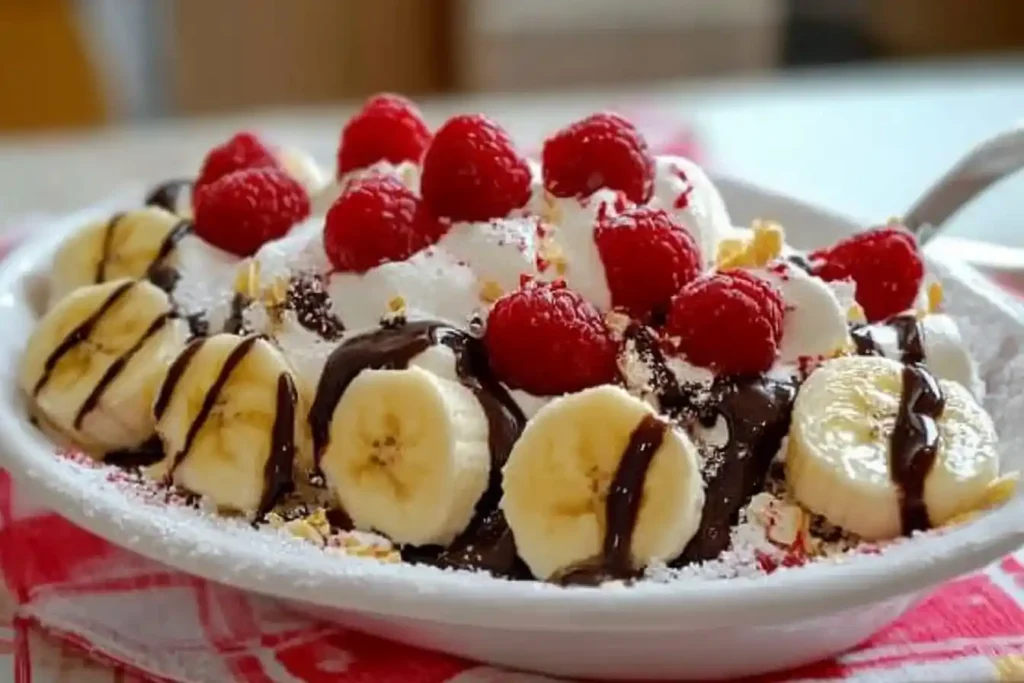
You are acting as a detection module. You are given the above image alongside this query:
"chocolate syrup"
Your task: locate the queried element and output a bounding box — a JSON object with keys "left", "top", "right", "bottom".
{"left": 165, "top": 336, "right": 258, "bottom": 478}
{"left": 144, "top": 219, "right": 193, "bottom": 293}
{"left": 851, "top": 313, "right": 926, "bottom": 364}
{"left": 891, "top": 363, "right": 945, "bottom": 534}
{"left": 430, "top": 509, "right": 530, "bottom": 579}
{"left": 556, "top": 414, "right": 668, "bottom": 586}
{"left": 104, "top": 434, "right": 165, "bottom": 468}
{"left": 256, "top": 373, "right": 298, "bottom": 519}
{"left": 308, "top": 321, "right": 526, "bottom": 495}
{"left": 33, "top": 281, "right": 136, "bottom": 396}
{"left": 285, "top": 275, "right": 345, "bottom": 341}
{"left": 677, "top": 376, "right": 798, "bottom": 564}
{"left": 785, "top": 252, "right": 815, "bottom": 274}
{"left": 153, "top": 337, "right": 205, "bottom": 419}
{"left": 95, "top": 213, "right": 126, "bottom": 283}
{"left": 73, "top": 312, "right": 170, "bottom": 429}
{"left": 145, "top": 179, "right": 193, "bottom": 214}
{"left": 223, "top": 293, "right": 251, "bottom": 335}
{"left": 620, "top": 324, "right": 697, "bottom": 417}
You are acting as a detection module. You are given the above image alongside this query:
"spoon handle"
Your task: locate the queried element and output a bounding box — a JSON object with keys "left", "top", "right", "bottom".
{"left": 904, "top": 124, "right": 1024, "bottom": 244}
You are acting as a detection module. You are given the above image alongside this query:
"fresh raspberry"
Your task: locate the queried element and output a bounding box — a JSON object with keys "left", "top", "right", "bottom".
{"left": 193, "top": 167, "right": 310, "bottom": 257}
{"left": 323, "top": 175, "right": 446, "bottom": 273}
{"left": 811, "top": 225, "right": 923, "bottom": 322}
{"left": 337, "top": 93, "right": 432, "bottom": 174}
{"left": 421, "top": 114, "right": 531, "bottom": 222}
{"left": 595, "top": 207, "right": 702, "bottom": 321}
{"left": 542, "top": 112, "right": 655, "bottom": 204}
{"left": 193, "top": 132, "right": 280, "bottom": 199}
{"left": 484, "top": 281, "right": 618, "bottom": 395}
{"left": 664, "top": 270, "right": 784, "bottom": 375}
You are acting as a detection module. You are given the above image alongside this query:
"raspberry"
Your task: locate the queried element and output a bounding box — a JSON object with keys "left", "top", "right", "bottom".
{"left": 664, "top": 270, "right": 784, "bottom": 375}
{"left": 337, "top": 93, "right": 432, "bottom": 174}
{"left": 484, "top": 281, "right": 617, "bottom": 395}
{"left": 595, "top": 207, "right": 702, "bottom": 321}
{"left": 194, "top": 132, "right": 279, "bottom": 199}
{"left": 323, "top": 175, "right": 446, "bottom": 273}
{"left": 421, "top": 114, "right": 531, "bottom": 222}
{"left": 542, "top": 112, "right": 655, "bottom": 204}
{"left": 194, "top": 168, "right": 310, "bottom": 257}
{"left": 811, "top": 226, "right": 923, "bottom": 322}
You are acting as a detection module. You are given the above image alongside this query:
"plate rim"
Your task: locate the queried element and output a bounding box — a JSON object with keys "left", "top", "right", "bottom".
{"left": 1, "top": 177, "right": 1022, "bottom": 632}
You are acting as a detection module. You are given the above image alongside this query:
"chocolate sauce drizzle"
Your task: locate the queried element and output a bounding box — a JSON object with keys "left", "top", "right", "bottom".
{"left": 73, "top": 312, "right": 170, "bottom": 429}
{"left": 621, "top": 324, "right": 798, "bottom": 565}
{"left": 427, "top": 509, "right": 530, "bottom": 579}
{"left": 556, "top": 414, "right": 669, "bottom": 585}
{"left": 164, "top": 336, "right": 259, "bottom": 479}
{"left": 256, "top": 373, "right": 298, "bottom": 519}
{"left": 285, "top": 275, "right": 345, "bottom": 341}
{"left": 145, "top": 179, "right": 193, "bottom": 215}
{"left": 33, "top": 281, "right": 136, "bottom": 396}
{"left": 145, "top": 219, "right": 193, "bottom": 293}
{"left": 308, "top": 321, "right": 526, "bottom": 508}
{"left": 785, "top": 252, "right": 815, "bottom": 274}
{"left": 154, "top": 337, "right": 205, "bottom": 419}
{"left": 851, "top": 313, "right": 926, "bottom": 364}
{"left": 104, "top": 435, "right": 166, "bottom": 468}
{"left": 95, "top": 213, "right": 126, "bottom": 283}
{"left": 223, "top": 293, "right": 251, "bottom": 335}
{"left": 890, "top": 363, "right": 945, "bottom": 534}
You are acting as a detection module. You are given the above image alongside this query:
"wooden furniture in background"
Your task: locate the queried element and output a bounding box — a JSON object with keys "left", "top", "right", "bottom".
{"left": 171, "top": 0, "right": 458, "bottom": 116}
{"left": 868, "top": 0, "right": 1024, "bottom": 57}
{"left": 0, "top": 0, "right": 106, "bottom": 132}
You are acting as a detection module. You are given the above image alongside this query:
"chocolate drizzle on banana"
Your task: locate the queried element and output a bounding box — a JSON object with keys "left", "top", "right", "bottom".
{"left": 259, "top": 373, "right": 298, "bottom": 519}
{"left": 95, "top": 213, "right": 127, "bottom": 283}
{"left": 309, "top": 320, "right": 526, "bottom": 500}
{"left": 555, "top": 414, "right": 669, "bottom": 585}
{"left": 145, "top": 179, "right": 193, "bottom": 215}
{"left": 33, "top": 280, "right": 136, "bottom": 397}
{"left": 73, "top": 312, "right": 171, "bottom": 429}
{"left": 891, "top": 363, "right": 945, "bottom": 534}
{"left": 162, "top": 336, "right": 259, "bottom": 477}
{"left": 851, "top": 313, "right": 926, "bottom": 364}
{"left": 145, "top": 219, "right": 193, "bottom": 293}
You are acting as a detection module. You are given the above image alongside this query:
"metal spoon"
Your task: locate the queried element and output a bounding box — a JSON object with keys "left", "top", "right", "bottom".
{"left": 904, "top": 123, "right": 1024, "bottom": 245}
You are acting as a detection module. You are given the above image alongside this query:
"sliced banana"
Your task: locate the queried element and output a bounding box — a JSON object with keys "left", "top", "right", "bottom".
{"left": 50, "top": 207, "right": 190, "bottom": 307}
{"left": 148, "top": 334, "right": 312, "bottom": 517}
{"left": 787, "top": 355, "right": 999, "bottom": 540}
{"left": 319, "top": 365, "right": 492, "bottom": 547}
{"left": 501, "top": 385, "right": 704, "bottom": 581}
{"left": 20, "top": 279, "right": 188, "bottom": 455}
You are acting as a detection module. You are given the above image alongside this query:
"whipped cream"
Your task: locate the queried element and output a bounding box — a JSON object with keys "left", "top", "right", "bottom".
{"left": 274, "top": 145, "right": 330, "bottom": 198}
{"left": 311, "top": 160, "right": 421, "bottom": 216}
{"left": 758, "top": 261, "right": 851, "bottom": 367}
{"left": 172, "top": 234, "right": 241, "bottom": 330}
{"left": 649, "top": 156, "right": 732, "bottom": 266}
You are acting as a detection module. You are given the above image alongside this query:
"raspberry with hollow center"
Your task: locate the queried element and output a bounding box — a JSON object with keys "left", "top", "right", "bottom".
{"left": 194, "top": 132, "right": 280, "bottom": 200}
{"left": 811, "top": 225, "right": 923, "bottom": 322}
{"left": 664, "top": 269, "right": 784, "bottom": 376}
{"left": 595, "top": 207, "right": 702, "bottom": 321}
{"left": 193, "top": 167, "right": 310, "bottom": 257}
{"left": 421, "top": 114, "right": 532, "bottom": 222}
{"left": 542, "top": 112, "right": 655, "bottom": 204}
{"left": 337, "top": 93, "right": 432, "bottom": 175}
{"left": 484, "top": 281, "right": 618, "bottom": 395}
{"left": 323, "top": 175, "right": 447, "bottom": 273}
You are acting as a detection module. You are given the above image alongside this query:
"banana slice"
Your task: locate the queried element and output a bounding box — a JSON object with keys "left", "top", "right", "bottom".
{"left": 20, "top": 279, "right": 188, "bottom": 455}
{"left": 148, "top": 333, "right": 311, "bottom": 517}
{"left": 501, "top": 385, "right": 704, "bottom": 582}
{"left": 319, "top": 365, "right": 492, "bottom": 547}
{"left": 50, "top": 207, "right": 191, "bottom": 307}
{"left": 787, "top": 355, "right": 999, "bottom": 540}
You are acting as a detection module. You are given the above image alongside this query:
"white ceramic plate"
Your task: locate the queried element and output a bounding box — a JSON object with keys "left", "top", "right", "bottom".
{"left": 1, "top": 179, "right": 1023, "bottom": 681}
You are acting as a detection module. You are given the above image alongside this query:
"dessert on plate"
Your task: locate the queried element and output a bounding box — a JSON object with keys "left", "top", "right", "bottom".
{"left": 19, "top": 93, "right": 1017, "bottom": 585}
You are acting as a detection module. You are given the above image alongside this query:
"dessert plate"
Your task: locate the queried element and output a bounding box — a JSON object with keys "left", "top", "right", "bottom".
{"left": 1, "top": 178, "right": 1023, "bottom": 681}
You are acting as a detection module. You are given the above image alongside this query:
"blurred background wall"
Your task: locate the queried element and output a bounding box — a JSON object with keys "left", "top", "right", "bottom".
{"left": 0, "top": 0, "right": 1022, "bottom": 132}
